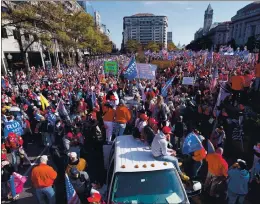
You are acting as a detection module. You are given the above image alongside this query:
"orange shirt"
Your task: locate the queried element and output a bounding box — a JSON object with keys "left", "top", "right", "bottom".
{"left": 231, "top": 75, "right": 245, "bottom": 91}
{"left": 255, "top": 63, "right": 260, "bottom": 77}
{"left": 115, "top": 105, "right": 131, "bottom": 124}
{"left": 243, "top": 74, "right": 253, "bottom": 87}
{"left": 206, "top": 153, "right": 228, "bottom": 177}
{"left": 103, "top": 105, "right": 115, "bottom": 122}
{"left": 31, "top": 163, "right": 57, "bottom": 188}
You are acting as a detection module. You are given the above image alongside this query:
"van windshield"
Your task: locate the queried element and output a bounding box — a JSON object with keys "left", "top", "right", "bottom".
{"left": 111, "top": 169, "right": 186, "bottom": 204}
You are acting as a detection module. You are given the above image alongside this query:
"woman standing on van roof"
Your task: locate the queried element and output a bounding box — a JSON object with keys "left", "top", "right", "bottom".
{"left": 151, "top": 126, "right": 190, "bottom": 181}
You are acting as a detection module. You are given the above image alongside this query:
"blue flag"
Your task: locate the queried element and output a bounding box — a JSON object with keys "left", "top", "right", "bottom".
{"left": 56, "top": 100, "right": 69, "bottom": 117}
{"left": 4, "top": 120, "right": 24, "bottom": 139}
{"left": 48, "top": 112, "right": 57, "bottom": 126}
{"left": 161, "top": 77, "right": 175, "bottom": 97}
{"left": 124, "top": 57, "right": 137, "bottom": 80}
{"left": 182, "top": 133, "right": 203, "bottom": 155}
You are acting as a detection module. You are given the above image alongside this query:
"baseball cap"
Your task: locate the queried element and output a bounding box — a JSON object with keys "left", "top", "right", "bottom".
{"left": 110, "top": 95, "right": 116, "bottom": 101}
{"left": 140, "top": 114, "right": 149, "bottom": 121}
{"left": 148, "top": 118, "right": 158, "bottom": 124}
{"left": 70, "top": 167, "right": 80, "bottom": 176}
{"left": 162, "top": 126, "right": 172, "bottom": 134}
{"left": 237, "top": 159, "right": 247, "bottom": 170}
{"left": 69, "top": 152, "right": 77, "bottom": 158}
{"left": 87, "top": 193, "right": 101, "bottom": 203}
{"left": 40, "top": 155, "right": 48, "bottom": 163}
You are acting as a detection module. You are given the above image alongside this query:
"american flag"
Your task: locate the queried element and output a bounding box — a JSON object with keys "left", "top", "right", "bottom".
{"left": 65, "top": 174, "right": 81, "bottom": 204}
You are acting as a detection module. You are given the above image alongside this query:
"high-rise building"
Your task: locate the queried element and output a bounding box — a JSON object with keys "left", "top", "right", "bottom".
{"left": 94, "top": 11, "right": 101, "bottom": 27}
{"left": 167, "top": 32, "right": 172, "bottom": 43}
{"left": 122, "top": 13, "right": 168, "bottom": 49}
{"left": 203, "top": 4, "right": 213, "bottom": 35}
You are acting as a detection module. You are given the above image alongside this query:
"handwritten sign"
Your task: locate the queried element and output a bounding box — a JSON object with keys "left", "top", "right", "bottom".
{"left": 104, "top": 61, "right": 118, "bottom": 75}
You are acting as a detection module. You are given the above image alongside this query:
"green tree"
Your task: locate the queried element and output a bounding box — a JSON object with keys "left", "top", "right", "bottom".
{"left": 2, "top": 1, "right": 111, "bottom": 72}
{"left": 167, "top": 42, "right": 177, "bottom": 51}
{"left": 126, "top": 40, "right": 140, "bottom": 53}
{"left": 145, "top": 41, "right": 160, "bottom": 52}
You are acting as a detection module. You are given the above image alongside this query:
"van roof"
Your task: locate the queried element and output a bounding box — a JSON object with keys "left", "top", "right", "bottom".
{"left": 114, "top": 135, "right": 175, "bottom": 173}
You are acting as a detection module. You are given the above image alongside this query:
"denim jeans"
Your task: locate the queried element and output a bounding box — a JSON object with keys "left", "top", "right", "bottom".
{"left": 154, "top": 155, "right": 182, "bottom": 174}
{"left": 114, "top": 123, "right": 126, "bottom": 137}
{"left": 35, "top": 186, "right": 56, "bottom": 204}
{"left": 11, "top": 149, "right": 19, "bottom": 172}
{"left": 255, "top": 77, "right": 260, "bottom": 92}
{"left": 227, "top": 189, "right": 245, "bottom": 204}
{"left": 193, "top": 160, "right": 203, "bottom": 178}
{"left": 104, "top": 121, "right": 114, "bottom": 141}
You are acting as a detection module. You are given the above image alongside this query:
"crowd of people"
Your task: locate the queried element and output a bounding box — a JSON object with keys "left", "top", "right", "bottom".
{"left": 1, "top": 50, "right": 260, "bottom": 204}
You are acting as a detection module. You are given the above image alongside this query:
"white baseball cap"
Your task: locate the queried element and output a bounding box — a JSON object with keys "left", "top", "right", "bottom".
{"left": 40, "top": 155, "right": 48, "bottom": 163}
{"left": 68, "top": 152, "right": 77, "bottom": 158}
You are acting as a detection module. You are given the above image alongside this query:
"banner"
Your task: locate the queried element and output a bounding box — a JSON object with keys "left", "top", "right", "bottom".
{"left": 182, "top": 133, "right": 203, "bottom": 155}
{"left": 103, "top": 61, "right": 118, "bottom": 75}
{"left": 136, "top": 63, "right": 156, "bottom": 79}
{"left": 4, "top": 120, "right": 24, "bottom": 139}
{"left": 161, "top": 77, "right": 175, "bottom": 97}
{"left": 182, "top": 77, "right": 194, "bottom": 85}
{"left": 123, "top": 57, "right": 138, "bottom": 80}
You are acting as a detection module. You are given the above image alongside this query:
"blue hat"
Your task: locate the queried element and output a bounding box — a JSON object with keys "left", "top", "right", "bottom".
{"left": 70, "top": 167, "right": 79, "bottom": 176}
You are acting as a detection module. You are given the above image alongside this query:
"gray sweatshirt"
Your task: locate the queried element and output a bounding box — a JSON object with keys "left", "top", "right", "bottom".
{"left": 151, "top": 131, "right": 171, "bottom": 157}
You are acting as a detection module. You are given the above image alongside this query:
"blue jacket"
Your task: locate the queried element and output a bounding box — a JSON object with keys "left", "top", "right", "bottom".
{"left": 228, "top": 168, "right": 250, "bottom": 195}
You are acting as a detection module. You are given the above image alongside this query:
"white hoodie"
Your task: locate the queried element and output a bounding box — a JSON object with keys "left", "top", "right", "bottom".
{"left": 151, "top": 131, "right": 171, "bottom": 157}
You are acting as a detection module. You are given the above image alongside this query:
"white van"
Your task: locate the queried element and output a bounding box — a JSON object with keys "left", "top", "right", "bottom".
{"left": 105, "top": 135, "right": 201, "bottom": 204}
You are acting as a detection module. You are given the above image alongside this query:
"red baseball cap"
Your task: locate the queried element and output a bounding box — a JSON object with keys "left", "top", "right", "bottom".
{"left": 162, "top": 126, "right": 172, "bottom": 134}
{"left": 110, "top": 95, "right": 116, "bottom": 101}
{"left": 87, "top": 193, "right": 101, "bottom": 203}
{"left": 140, "top": 114, "right": 149, "bottom": 121}
{"left": 148, "top": 118, "right": 158, "bottom": 124}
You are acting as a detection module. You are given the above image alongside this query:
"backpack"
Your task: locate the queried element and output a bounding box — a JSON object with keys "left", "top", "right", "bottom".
{"left": 7, "top": 134, "right": 20, "bottom": 149}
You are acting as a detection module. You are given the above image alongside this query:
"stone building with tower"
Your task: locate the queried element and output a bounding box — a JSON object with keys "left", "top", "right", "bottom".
{"left": 194, "top": 2, "right": 260, "bottom": 49}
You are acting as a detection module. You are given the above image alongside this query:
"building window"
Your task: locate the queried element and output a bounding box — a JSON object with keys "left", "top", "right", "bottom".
{"left": 13, "top": 30, "right": 20, "bottom": 40}
{"left": 24, "top": 33, "right": 30, "bottom": 41}
{"left": 1, "top": 27, "right": 8, "bottom": 38}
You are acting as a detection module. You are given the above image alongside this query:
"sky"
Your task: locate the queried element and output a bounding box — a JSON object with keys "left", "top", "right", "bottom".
{"left": 90, "top": 1, "right": 252, "bottom": 49}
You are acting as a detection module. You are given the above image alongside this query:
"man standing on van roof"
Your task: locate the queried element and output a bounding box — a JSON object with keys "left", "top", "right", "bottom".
{"left": 151, "top": 126, "right": 189, "bottom": 181}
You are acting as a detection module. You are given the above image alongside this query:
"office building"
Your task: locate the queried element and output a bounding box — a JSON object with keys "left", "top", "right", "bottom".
{"left": 122, "top": 13, "right": 168, "bottom": 49}
{"left": 167, "top": 32, "right": 173, "bottom": 43}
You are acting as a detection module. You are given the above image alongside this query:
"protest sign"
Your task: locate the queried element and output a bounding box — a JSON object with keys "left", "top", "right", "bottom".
{"left": 182, "top": 77, "right": 194, "bottom": 85}
{"left": 21, "top": 84, "right": 28, "bottom": 90}
{"left": 104, "top": 61, "right": 118, "bottom": 75}
{"left": 4, "top": 120, "right": 24, "bottom": 139}
{"left": 136, "top": 63, "right": 156, "bottom": 79}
